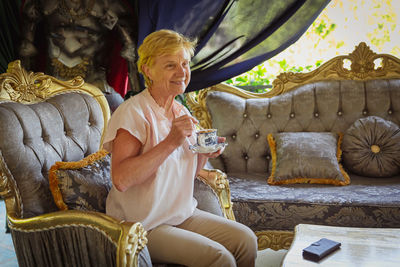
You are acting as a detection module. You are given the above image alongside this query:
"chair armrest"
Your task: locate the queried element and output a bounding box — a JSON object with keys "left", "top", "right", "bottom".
{"left": 197, "top": 168, "right": 235, "bottom": 221}
{"left": 6, "top": 209, "right": 147, "bottom": 267}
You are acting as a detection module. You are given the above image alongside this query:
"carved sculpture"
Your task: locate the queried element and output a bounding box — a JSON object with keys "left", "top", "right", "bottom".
{"left": 19, "top": 0, "right": 140, "bottom": 101}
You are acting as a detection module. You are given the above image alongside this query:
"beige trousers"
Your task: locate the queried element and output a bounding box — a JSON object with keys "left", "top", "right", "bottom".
{"left": 147, "top": 209, "right": 258, "bottom": 267}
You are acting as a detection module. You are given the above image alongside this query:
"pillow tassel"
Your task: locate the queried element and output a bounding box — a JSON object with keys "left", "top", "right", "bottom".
{"left": 267, "top": 133, "right": 277, "bottom": 185}
{"left": 337, "top": 132, "right": 351, "bottom": 185}
{"left": 48, "top": 149, "right": 110, "bottom": 211}
{"left": 49, "top": 165, "right": 69, "bottom": 211}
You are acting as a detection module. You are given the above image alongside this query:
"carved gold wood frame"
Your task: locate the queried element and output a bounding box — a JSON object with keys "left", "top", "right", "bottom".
{"left": 256, "top": 230, "right": 294, "bottom": 251}
{"left": 0, "top": 60, "right": 146, "bottom": 267}
{"left": 0, "top": 60, "right": 110, "bottom": 145}
{"left": 187, "top": 42, "right": 400, "bottom": 129}
{"left": 197, "top": 169, "right": 236, "bottom": 220}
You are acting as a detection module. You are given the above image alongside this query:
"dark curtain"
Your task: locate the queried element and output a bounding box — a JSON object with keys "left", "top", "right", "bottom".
{"left": 0, "top": 0, "right": 22, "bottom": 72}
{"left": 0, "top": 0, "right": 330, "bottom": 94}
{"left": 137, "top": 0, "right": 331, "bottom": 92}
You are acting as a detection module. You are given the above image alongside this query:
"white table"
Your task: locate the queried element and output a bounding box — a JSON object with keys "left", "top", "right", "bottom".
{"left": 282, "top": 224, "right": 400, "bottom": 267}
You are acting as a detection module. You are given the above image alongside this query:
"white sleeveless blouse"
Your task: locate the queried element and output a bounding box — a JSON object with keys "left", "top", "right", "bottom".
{"left": 103, "top": 89, "right": 198, "bottom": 230}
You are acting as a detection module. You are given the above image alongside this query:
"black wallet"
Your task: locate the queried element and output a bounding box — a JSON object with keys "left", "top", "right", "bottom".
{"left": 302, "top": 238, "right": 341, "bottom": 262}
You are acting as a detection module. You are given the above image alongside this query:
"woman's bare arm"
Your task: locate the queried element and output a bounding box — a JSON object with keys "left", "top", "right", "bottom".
{"left": 111, "top": 115, "right": 196, "bottom": 192}
{"left": 111, "top": 128, "right": 176, "bottom": 191}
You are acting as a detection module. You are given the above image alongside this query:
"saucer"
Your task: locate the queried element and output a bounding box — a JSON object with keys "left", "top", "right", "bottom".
{"left": 189, "top": 142, "right": 228, "bottom": 153}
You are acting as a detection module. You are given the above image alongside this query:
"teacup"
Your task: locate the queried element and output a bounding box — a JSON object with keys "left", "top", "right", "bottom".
{"left": 196, "top": 129, "right": 218, "bottom": 148}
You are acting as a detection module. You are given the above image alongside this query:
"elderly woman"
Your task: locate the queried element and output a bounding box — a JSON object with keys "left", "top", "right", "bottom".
{"left": 103, "top": 29, "right": 257, "bottom": 267}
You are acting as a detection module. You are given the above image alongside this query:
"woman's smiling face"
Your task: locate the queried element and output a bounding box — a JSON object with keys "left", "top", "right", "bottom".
{"left": 147, "top": 48, "right": 191, "bottom": 96}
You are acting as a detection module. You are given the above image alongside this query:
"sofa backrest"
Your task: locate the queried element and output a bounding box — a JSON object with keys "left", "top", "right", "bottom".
{"left": 0, "top": 60, "right": 110, "bottom": 218}
{"left": 188, "top": 42, "right": 400, "bottom": 174}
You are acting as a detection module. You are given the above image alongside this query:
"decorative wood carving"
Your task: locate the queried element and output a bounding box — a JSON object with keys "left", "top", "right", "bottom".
{"left": 187, "top": 42, "right": 400, "bottom": 130}
{"left": 197, "top": 168, "right": 236, "bottom": 221}
{"left": 256, "top": 230, "right": 294, "bottom": 251}
{"left": 0, "top": 60, "right": 85, "bottom": 103}
{"left": 119, "top": 222, "right": 148, "bottom": 267}
{"left": 0, "top": 151, "right": 21, "bottom": 218}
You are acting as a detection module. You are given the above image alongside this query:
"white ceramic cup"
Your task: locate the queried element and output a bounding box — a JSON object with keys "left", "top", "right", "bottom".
{"left": 196, "top": 129, "right": 218, "bottom": 148}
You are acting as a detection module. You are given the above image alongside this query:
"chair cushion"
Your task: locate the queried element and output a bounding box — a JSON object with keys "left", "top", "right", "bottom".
{"left": 342, "top": 116, "right": 400, "bottom": 177}
{"left": 49, "top": 150, "right": 111, "bottom": 212}
{"left": 267, "top": 132, "right": 350, "bottom": 186}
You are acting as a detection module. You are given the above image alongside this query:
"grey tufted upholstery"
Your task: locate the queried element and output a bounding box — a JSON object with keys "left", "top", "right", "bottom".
{"left": 186, "top": 43, "right": 400, "bottom": 251}
{"left": 207, "top": 79, "right": 400, "bottom": 174}
{"left": 0, "top": 93, "right": 104, "bottom": 218}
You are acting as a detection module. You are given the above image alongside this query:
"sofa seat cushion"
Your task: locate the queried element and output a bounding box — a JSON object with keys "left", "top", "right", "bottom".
{"left": 227, "top": 172, "right": 400, "bottom": 231}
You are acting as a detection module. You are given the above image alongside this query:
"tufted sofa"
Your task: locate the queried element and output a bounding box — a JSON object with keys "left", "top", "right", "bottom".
{"left": 0, "top": 60, "right": 233, "bottom": 267}
{"left": 187, "top": 42, "right": 400, "bottom": 250}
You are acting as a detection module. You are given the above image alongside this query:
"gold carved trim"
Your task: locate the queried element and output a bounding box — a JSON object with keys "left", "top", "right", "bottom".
{"left": 0, "top": 60, "right": 83, "bottom": 103}
{"left": 0, "top": 151, "right": 22, "bottom": 218}
{"left": 186, "top": 84, "right": 266, "bottom": 129}
{"left": 270, "top": 42, "right": 400, "bottom": 96}
{"left": 187, "top": 42, "right": 400, "bottom": 128}
{"left": 0, "top": 153, "right": 13, "bottom": 199}
{"left": 256, "top": 230, "right": 294, "bottom": 251}
{"left": 197, "top": 168, "right": 236, "bottom": 221}
{"left": 0, "top": 60, "right": 110, "bottom": 146}
{"left": 186, "top": 89, "right": 212, "bottom": 129}
{"left": 118, "top": 222, "right": 148, "bottom": 267}
{"left": 7, "top": 210, "right": 121, "bottom": 243}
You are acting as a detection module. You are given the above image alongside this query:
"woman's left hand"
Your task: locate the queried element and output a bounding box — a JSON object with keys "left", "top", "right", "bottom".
{"left": 195, "top": 137, "right": 226, "bottom": 175}
{"left": 201, "top": 137, "right": 226, "bottom": 158}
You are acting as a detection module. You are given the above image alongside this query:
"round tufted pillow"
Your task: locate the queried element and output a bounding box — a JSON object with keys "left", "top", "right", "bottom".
{"left": 342, "top": 116, "right": 400, "bottom": 177}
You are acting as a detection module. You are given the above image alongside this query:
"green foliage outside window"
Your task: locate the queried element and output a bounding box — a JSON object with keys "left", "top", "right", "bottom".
{"left": 225, "top": 60, "right": 323, "bottom": 91}
{"left": 225, "top": 0, "right": 399, "bottom": 93}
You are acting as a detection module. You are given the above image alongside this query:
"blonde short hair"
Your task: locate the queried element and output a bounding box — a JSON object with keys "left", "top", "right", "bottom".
{"left": 137, "top": 29, "right": 197, "bottom": 87}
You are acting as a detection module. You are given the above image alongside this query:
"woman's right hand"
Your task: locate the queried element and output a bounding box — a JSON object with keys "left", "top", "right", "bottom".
{"left": 166, "top": 115, "right": 198, "bottom": 147}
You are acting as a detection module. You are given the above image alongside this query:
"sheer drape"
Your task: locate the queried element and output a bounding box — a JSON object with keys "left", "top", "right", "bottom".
{"left": 137, "top": 0, "right": 330, "bottom": 92}
{"left": 0, "top": 0, "right": 330, "bottom": 95}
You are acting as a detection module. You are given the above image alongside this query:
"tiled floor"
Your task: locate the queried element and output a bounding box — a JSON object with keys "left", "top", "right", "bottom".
{"left": 0, "top": 199, "right": 18, "bottom": 267}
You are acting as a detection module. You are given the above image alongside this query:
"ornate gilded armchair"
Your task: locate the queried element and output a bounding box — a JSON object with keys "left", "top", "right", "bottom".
{"left": 0, "top": 61, "right": 235, "bottom": 266}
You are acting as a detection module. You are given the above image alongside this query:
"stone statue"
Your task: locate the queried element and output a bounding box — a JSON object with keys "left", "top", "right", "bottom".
{"left": 19, "top": 0, "right": 140, "bottom": 109}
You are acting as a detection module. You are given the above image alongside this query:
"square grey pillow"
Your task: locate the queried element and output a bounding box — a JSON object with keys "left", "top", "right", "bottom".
{"left": 49, "top": 150, "right": 112, "bottom": 212}
{"left": 267, "top": 132, "right": 350, "bottom": 186}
